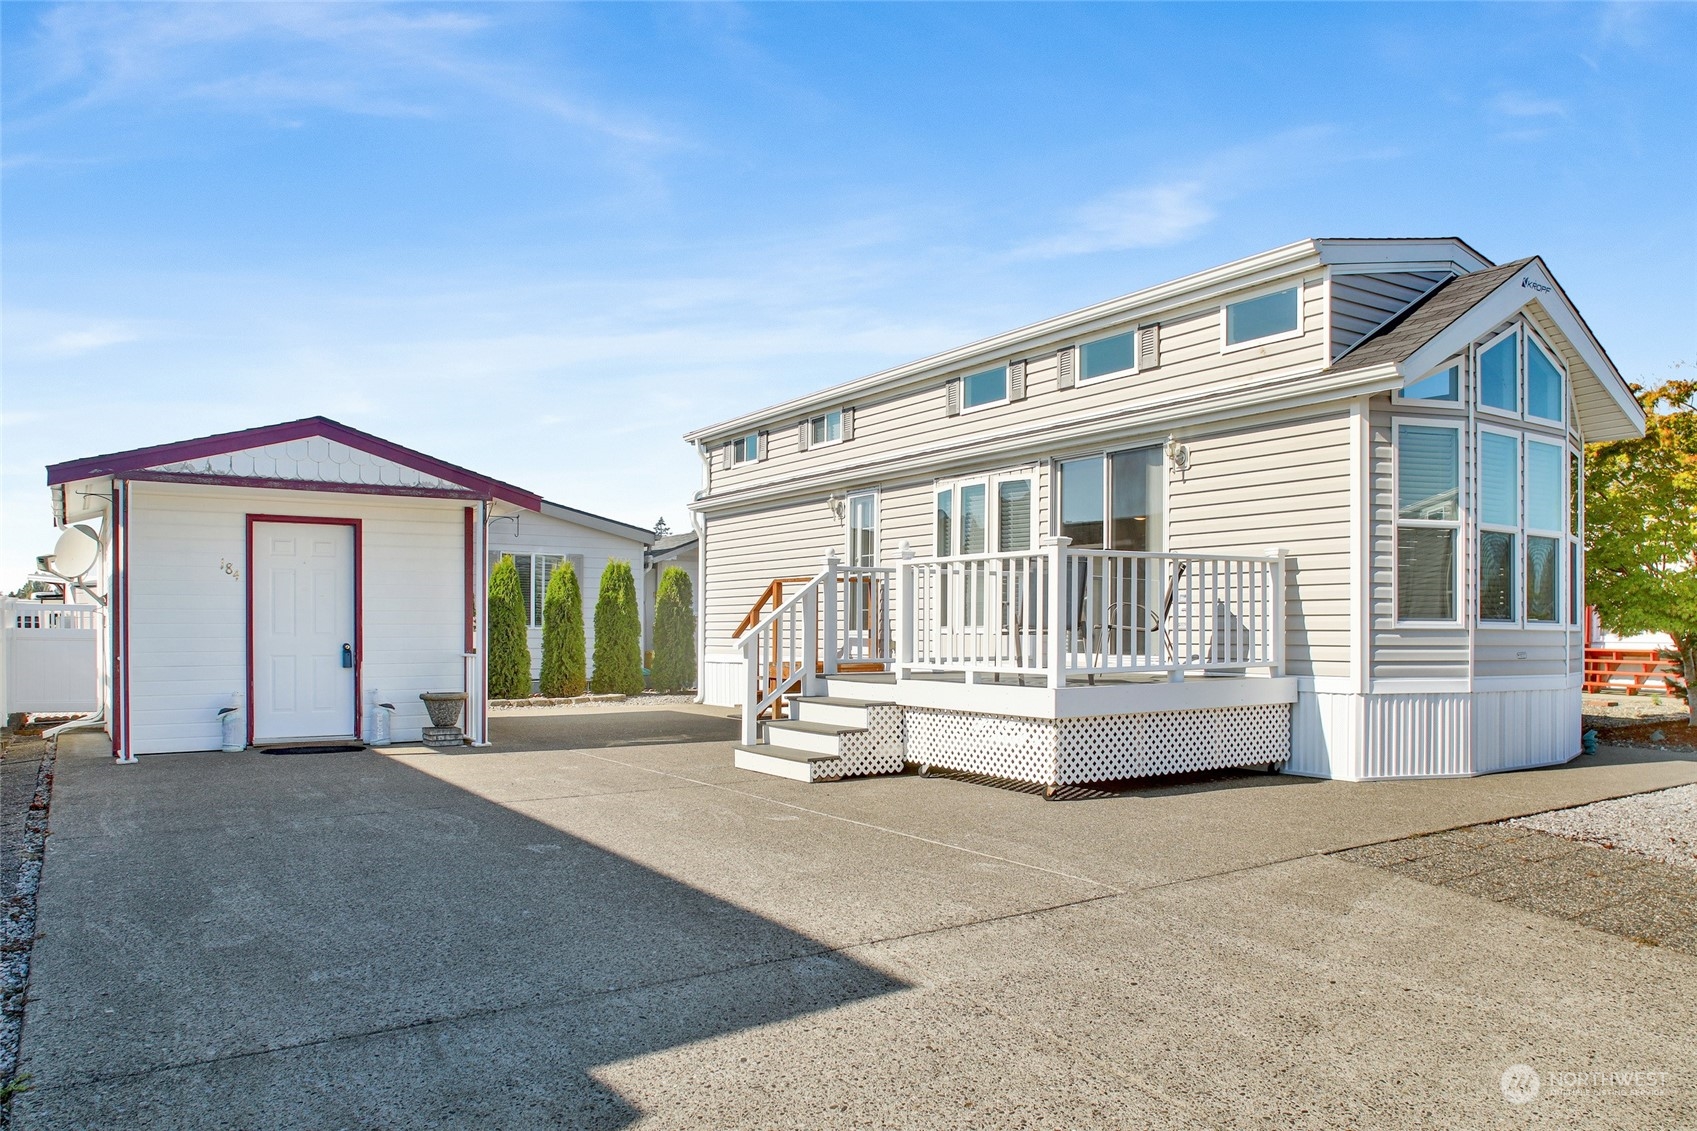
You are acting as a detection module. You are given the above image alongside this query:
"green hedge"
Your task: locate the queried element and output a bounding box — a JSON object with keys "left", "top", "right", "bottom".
{"left": 650, "top": 567, "right": 696, "bottom": 692}
{"left": 539, "top": 559, "right": 586, "bottom": 697}
{"left": 487, "top": 555, "right": 531, "bottom": 700}
{"left": 590, "top": 560, "right": 644, "bottom": 696}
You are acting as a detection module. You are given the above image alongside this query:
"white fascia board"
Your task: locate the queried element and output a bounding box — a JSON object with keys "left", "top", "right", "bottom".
{"left": 1398, "top": 260, "right": 1644, "bottom": 440}
{"left": 536, "top": 499, "right": 655, "bottom": 545}
{"left": 691, "top": 361, "right": 1403, "bottom": 515}
{"left": 57, "top": 477, "right": 113, "bottom": 526}
{"left": 1317, "top": 238, "right": 1494, "bottom": 273}
{"left": 682, "top": 240, "right": 1323, "bottom": 444}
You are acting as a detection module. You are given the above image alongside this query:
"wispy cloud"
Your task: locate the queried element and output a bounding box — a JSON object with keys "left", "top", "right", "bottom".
{"left": 1013, "top": 182, "right": 1214, "bottom": 259}
{"left": 1011, "top": 126, "right": 1366, "bottom": 260}
{"left": 3, "top": 310, "right": 150, "bottom": 360}
{"left": 1490, "top": 91, "right": 1565, "bottom": 118}
{"left": 8, "top": 4, "right": 669, "bottom": 147}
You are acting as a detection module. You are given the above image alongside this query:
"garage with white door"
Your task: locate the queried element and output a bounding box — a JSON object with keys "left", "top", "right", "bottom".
{"left": 44, "top": 416, "right": 542, "bottom": 760}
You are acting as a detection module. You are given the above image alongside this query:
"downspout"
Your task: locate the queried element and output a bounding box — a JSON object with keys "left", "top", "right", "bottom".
{"left": 691, "top": 438, "right": 710, "bottom": 704}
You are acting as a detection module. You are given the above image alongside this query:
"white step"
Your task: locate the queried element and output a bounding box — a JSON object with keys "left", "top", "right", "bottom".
{"left": 791, "top": 696, "right": 877, "bottom": 728}
{"left": 734, "top": 744, "right": 840, "bottom": 783}
{"left": 765, "top": 718, "right": 862, "bottom": 757}
{"left": 818, "top": 673, "right": 899, "bottom": 701}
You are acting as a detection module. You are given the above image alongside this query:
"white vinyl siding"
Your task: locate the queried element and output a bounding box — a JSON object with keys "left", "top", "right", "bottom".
{"left": 122, "top": 481, "right": 467, "bottom": 753}
{"left": 704, "top": 271, "right": 1327, "bottom": 493}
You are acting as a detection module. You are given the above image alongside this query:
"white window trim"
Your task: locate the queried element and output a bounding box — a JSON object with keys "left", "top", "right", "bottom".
{"left": 1394, "top": 356, "right": 1464, "bottom": 408}
{"left": 1220, "top": 280, "right": 1306, "bottom": 354}
{"left": 1476, "top": 423, "right": 1522, "bottom": 627}
{"left": 1474, "top": 323, "right": 1523, "bottom": 423}
{"left": 1523, "top": 325, "right": 1568, "bottom": 427}
{"left": 844, "top": 489, "right": 878, "bottom": 565}
{"left": 959, "top": 365, "right": 1011, "bottom": 414}
{"left": 1392, "top": 418, "right": 1464, "bottom": 627}
{"left": 1523, "top": 436, "right": 1567, "bottom": 629}
{"left": 933, "top": 466, "right": 1038, "bottom": 555}
{"left": 729, "top": 432, "right": 759, "bottom": 464}
{"left": 809, "top": 409, "right": 845, "bottom": 448}
{"left": 1048, "top": 445, "right": 1169, "bottom": 554}
{"left": 1075, "top": 327, "right": 1139, "bottom": 384}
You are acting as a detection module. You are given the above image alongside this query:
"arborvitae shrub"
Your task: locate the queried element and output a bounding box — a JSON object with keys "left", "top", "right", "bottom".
{"left": 590, "top": 560, "right": 644, "bottom": 696}
{"left": 650, "top": 567, "right": 696, "bottom": 692}
{"left": 539, "top": 559, "right": 586, "bottom": 697}
{"left": 487, "top": 555, "right": 532, "bottom": 700}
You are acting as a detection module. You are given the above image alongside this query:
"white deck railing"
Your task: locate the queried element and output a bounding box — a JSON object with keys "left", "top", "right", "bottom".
{"left": 900, "top": 539, "right": 1283, "bottom": 685}
{"left": 738, "top": 553, "right": 895, "bottom": 744}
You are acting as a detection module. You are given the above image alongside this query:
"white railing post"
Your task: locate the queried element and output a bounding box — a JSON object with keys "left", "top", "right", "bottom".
{"left": 898, "top": 541, "right": 916, "bottom": 676}
{"left": 1043, "top": 536, "right": 1071, "bottom": 688}
{"left": 821, "top": 549, "right": 839, "bottom": 678}
{"left": 1265, "top": 547, "right": 1287, "bottom": 676}
{"left": 803, "top": 585, "right": 822, "bottom": 696}
{"left": 742, "top": 636, "right": 761, "bottom": 745}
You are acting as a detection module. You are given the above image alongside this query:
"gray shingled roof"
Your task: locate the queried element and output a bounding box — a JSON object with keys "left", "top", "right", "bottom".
{"left": 1329, "top": 257, "right": 1535, "bottom": 373}
{"left": 648, "top": 532, "right": 697, "bottom": 556}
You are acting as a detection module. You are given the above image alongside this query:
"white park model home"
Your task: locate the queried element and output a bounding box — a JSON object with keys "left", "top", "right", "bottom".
{"left": 686, "top": 238, "right": 1645, "bottom": 789}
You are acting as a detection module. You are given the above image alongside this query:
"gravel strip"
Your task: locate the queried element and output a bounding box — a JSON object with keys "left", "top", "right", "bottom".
{"left": 2, "top": 735, "right": 53, "bottom": 1117}
{"left": 1509, "top": 784, "right": 1697, "bottom": 872}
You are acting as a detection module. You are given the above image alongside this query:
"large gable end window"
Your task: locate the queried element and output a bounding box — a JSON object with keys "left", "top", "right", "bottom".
{"left": 1526, "top": 336, "right": 1566, "bottom": 424}
{"left": 1223, "top": 285, "right": 1301, "bottom": 349}
{"left": 1478, "top": 329, "right": 1519, "bottom": 414}
{"left": 1395, "top": 423, "right": 1460, "bottom": 623}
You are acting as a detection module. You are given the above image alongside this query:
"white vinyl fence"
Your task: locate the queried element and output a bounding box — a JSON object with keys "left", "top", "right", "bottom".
{"left": 1, "top": 598, "right": 101, "bottom": 719}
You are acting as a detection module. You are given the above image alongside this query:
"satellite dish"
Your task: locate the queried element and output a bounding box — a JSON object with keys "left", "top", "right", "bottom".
{"left": 52, "top": 524, "right": 101, "bottom": 580}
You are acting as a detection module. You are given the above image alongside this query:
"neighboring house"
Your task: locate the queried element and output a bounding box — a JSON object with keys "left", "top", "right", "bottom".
{"left": 643, "top": 532, "right": 699, "bottom": 654}
{"left": 45, "top": 417, "right": 544, "bottom": 760}
{"left": 484, "top": 501, "right": 654, "bottom": 688}
{"left": 685, "top": 238, "right": 1644, "bottom": 788}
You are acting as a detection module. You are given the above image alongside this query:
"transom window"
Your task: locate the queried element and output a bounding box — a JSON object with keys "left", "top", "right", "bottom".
{"left": 809, "top": 410, "right": 843, "bottom": 446}
{"left": 1080, "top": 329, "right": 1137, "bottom": 381}
{"left": 730, "top": 432, "right": 759, "bottom": 463}
{"left": 961, "top": 365, "right": 1009, "bottom": 410}
{"left": 1224, "top": 286, "right": 1300, "bottom": 347}
{"left": 1402, "top": 363, "right": 1459, "bottom": 402}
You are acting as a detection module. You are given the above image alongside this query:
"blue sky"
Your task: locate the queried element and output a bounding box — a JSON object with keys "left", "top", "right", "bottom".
{"left": 3, "top": 2, "right": 1693, "bottom": 587}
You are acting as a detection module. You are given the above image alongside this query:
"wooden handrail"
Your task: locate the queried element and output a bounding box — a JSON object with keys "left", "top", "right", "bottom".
{"left": 732, "top": 576, "right": 812, "bottom": 639}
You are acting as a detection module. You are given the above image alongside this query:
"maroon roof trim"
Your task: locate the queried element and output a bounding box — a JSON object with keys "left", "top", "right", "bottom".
{"left": 44, "top": 416, "right": 543, "bottom": 510}
{"left": 120, "top": 470, "right": 492, "bottom": 502}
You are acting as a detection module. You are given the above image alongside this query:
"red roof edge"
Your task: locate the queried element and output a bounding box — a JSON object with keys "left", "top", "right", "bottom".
{"left": 45, "top": 415, "right": 544, "bottom": 510}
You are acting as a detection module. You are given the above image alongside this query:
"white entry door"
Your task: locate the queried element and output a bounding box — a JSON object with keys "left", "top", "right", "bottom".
{"left": 252, "top": 522, "right": 357, "bottom": 742}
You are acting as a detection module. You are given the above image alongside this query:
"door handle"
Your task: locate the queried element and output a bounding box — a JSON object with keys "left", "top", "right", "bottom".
{"left": 342, "top": 643, "right": 354, "bottom": 669}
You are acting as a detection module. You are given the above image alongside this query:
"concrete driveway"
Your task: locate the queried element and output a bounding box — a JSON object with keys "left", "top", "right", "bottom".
{"left": 14, "top": 704, "right": 1697, "bottom": 1129}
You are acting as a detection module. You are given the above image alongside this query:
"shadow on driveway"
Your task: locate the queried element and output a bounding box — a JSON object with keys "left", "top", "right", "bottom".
{"left": 485, "top": 709, "right": 739, "bottom": 753}
{"left": 16, "top": 741, "right": 905, "bottom": 1129}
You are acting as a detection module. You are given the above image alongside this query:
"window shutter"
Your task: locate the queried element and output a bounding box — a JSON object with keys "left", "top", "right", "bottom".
{"left": 1008, "top": 360, "right": 1027, "bottom": 402}
{"left": 797, "top": 420, "right": 810, "bottom": 452}
{"left": 1056, "top": 347, "right": 1077, "bottom": 390}
{"left": 720, "top": 443, "right": 732, "bottom": 470}
{"left": 1138, "top": 324, "right": 1160, "bottom": 369}
{"left": 841, "top": 406, "right": 855, "bottom": 442}
{"left": 946, "top": 378, "right": 962, "bottom": 416}
{"left": 757, "top": 430, "right": 769, "bottom": 462}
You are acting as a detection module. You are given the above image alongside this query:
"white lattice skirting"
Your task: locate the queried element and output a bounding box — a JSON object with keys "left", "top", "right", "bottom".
{"left": 827, "top": 703, "right": 908, "bottom": 779}
{"left": 903, "top": 704, "right": 1291, "bottom": 787}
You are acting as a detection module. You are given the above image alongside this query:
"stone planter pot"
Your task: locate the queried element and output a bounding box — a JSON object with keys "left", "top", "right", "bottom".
{"left": 419, "top": 692, "right": 466, "bottom": 729}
